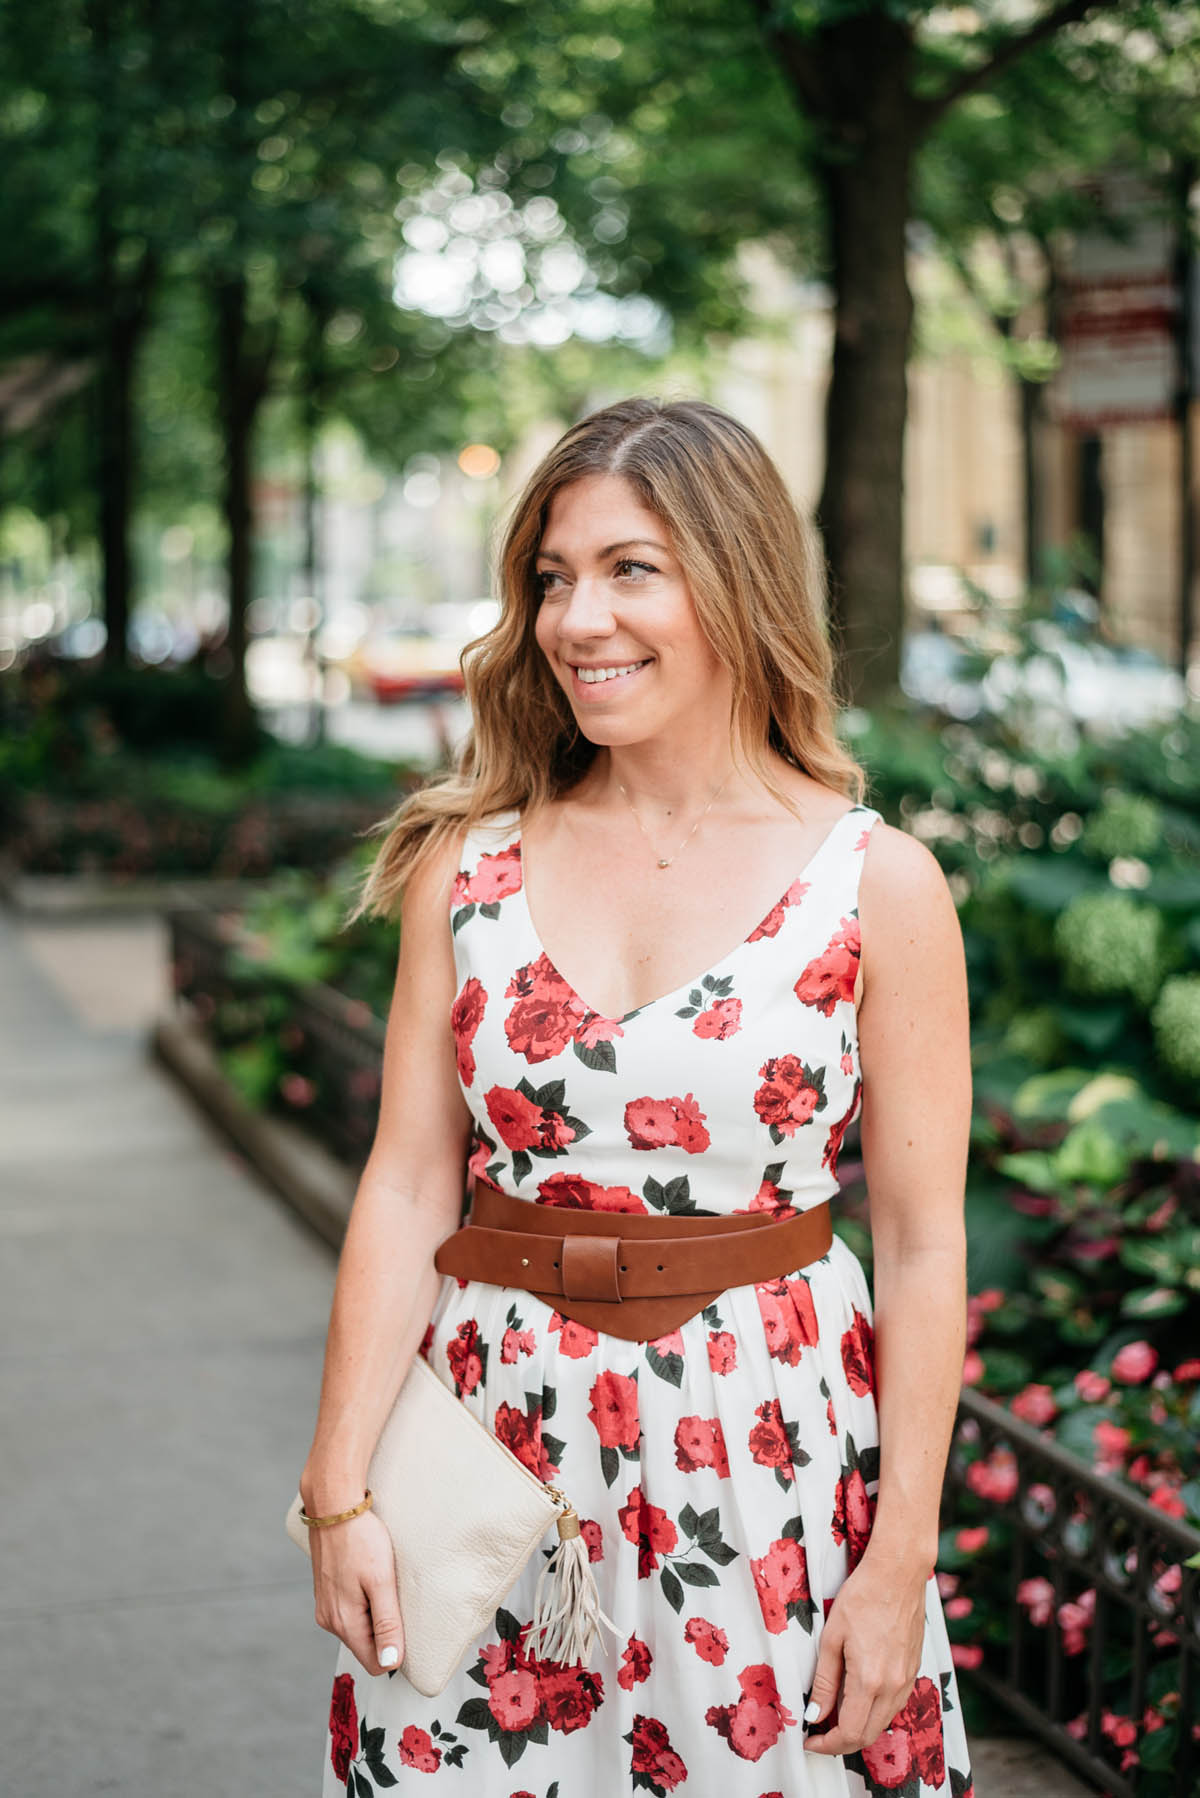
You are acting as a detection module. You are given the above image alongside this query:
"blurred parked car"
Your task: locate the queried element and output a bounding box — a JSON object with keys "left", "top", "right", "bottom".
{"left": 901, "top": 619, "right": 1186, "bottom": 733}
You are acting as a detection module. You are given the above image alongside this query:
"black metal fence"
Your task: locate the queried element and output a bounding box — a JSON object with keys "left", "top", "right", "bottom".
{"left": 945, "top": 1388, "right": 1200, "bottom": 1797}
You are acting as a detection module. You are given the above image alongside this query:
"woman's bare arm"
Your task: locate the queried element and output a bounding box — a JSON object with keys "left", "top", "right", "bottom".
{"left": 806, "top": 822, "right": 971, "bottom": 1756}
{"left": 299, "top": 827, "right": 473, "bottom": 1673}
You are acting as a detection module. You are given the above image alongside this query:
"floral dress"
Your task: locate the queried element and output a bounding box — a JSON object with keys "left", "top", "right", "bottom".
{"left": 322, "top": 802, "right": 975, "bottom": 1798}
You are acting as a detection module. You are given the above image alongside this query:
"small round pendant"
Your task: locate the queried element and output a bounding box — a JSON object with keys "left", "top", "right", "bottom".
{"left": 657, "top": 858, "right": 670, "bottom": 869}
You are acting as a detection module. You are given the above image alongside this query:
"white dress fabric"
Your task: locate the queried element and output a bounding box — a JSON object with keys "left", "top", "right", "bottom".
{"left": 320, "top": 802, "right": 975, "bottom": 1797}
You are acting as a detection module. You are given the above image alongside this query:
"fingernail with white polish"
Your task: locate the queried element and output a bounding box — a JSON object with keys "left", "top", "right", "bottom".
{"left": 379, "top": 1646, "right": 399, "bottom": 1667}
{"left": 804, "top": 1700, "right": 822, "bottom": 1723}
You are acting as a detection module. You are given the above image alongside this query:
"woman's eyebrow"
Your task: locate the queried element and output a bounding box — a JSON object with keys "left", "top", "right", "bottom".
{"left": 535, "top": 537, "right": 671, "bottom": 563}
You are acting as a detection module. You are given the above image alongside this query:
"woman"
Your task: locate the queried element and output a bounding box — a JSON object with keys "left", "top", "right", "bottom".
{"left": 300, "top": 397, "right": 974, "bottom": 1795}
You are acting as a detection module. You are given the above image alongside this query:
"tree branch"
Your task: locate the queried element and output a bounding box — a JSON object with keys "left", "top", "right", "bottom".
{"left": 745, "top": 0, "right": 830, "bottom": 121}
{"left": 917, "top": 0, "right": 1127, "bottom": 133}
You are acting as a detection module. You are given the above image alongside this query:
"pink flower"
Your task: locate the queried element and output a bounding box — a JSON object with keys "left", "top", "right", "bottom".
{"left": 965, "top": 1449, "right": 1018, "bottom": 1504}
{"left": 955, "top": 1527, "right": 989, "bottom": 1554}
{"left": 1074, "top": 1368, "right": 1111, "bottom": 1402}
{"left": 951, "top": 1644, "right": 984, "bottom": 1669}
{"left": 1011, "top": 1384, "right": 1057, "bottom": 1427}
{"left": 961, "top": 1350, "right": 984, "bottom": 1385}
{"left": 683, "top": 1617, "right": 730, "bottom": 1665}
{"left": 936, "top": 1571, "right": 960, "bottom": 1599}
{"left": 1111, "top": 1340, "right": 1158, "bottom": 1384}
{"left": 500, "top": 1326, "right": 535, "bottom": 1363}
{"left": 945, "top": 1596, "right": 973, "bottom": 1620}
{"left": 1149, "top": 1485, "right": 1187, "bottom": 1518}
{"left": 1093, "top": 1419, "right": 1131, "bottom": 1472}
{"left": 1173, "top": 1358, "right": 1200, "bottom": 1381}
{"left": 397, "top": 1725, "right": 441, "bottom": 1772}
{"left": 692, "top": 998, "right": 742, "bottom": 1040}
{"left": 1016, "top": 1577, "right": 1056, "bottom": 1627}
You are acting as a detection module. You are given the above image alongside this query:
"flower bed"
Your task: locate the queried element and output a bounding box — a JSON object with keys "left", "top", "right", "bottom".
{"left": 940, "top": 1387, "right": 1199, "bottom": 1798}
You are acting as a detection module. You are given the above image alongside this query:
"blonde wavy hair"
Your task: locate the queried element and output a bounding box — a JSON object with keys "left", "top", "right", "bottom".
{"left": 345, "top": 396, "right": 865, "bottom": 924}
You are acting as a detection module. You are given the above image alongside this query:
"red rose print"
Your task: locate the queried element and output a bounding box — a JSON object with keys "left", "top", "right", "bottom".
{"left": 450, "top": 975, "right": 487, "bottom": 1086}
{"left": 890, "top": 1675, "right": 945, "bottom": 1786}
{"left": 494, "top": 1398, "right": 559, "bottom": 1481}
{"left": 500, "top": 1325, "right": 536, "bottom": 1363}
{"left": 504, "top": 954, "right": 590, "bottom": 1062}
{"left": 841, "top": 1309, "right": 875, "bottom": 1396}
{"left": 451, "top": 868, "right": 471, "bottom": 909}
{"left": 589, "top": 1370, "right": 641, "bottom": 1451}
{"left": 580, "top": 1517, "right": 604, "bottom": 1561}
{"left": 629, "top": 1714, "right": 688, "bottom": 1791}
{"left": 755, "top": 1275, "right": 819, "bottom": 1366}
{"left": 537, "top": 1663, "right": 604, "bottom": 1734}
{"left": 794, "top": 916, "right": 860, "bottom": 1015}
{"left": 749, "top": 1536, "right": 811, "bottom": 1634}
{"left": 397, "top": 1725, "right": 441, "bottom": 1772}
{"left": 577, "top": 1010, "right": 626, "bottom": 1049}
{"left": 673, "top": 1415, "right": 731, "bottom": 1477}
{"left": 862, "top": 1727, "right": 914, "bottom": 1787}
{"left": 624, "top": 1094, "right": 711, "bottom": 1154}
{"left": 707, "top": 1330, "right": 737, "bottom": 1375}
{"left": 328, "top": 1673, "right": 357, "bottom": 1785}
{"left": 827, "top": 1396, "right": 837, "bottom": 1436}
{"left": 753, "top": 1055, "right": 822, "bottom": 1136}
{"left": 823, "top": 1078, "right": 862, "bottom": 1176}
{"left": 706, "top": 1663, "right": 797, "bottom": 1762}
{"left": 833, "top": 1466, "right": 876, "bottom": 1567}
{"left": 747, "top": 877, "right": 810, "bottom": 942}
{"left": 684, "top": 1616, "right": 730, "bottom": 1665}
{"left": 466, "top": 844, "right": 523, "bottom": 904}
{"left": 485, "top": 1084, "right": 548, "bottom": 1152}
{"left": 741, "top": 1176, "right": 796, "bottom": 1219}
{"left": 748, "top": 1400, "right": 795, "bottom": 1481}
{"left": 618, "top": 1484, "right": 678, "bottom": 1576}
{"left": 446, "top": 1318, "right": 484, "bottom": 1396}
{"left": 693, "top": 997, "right": 743, "bottom": 1040}
{"left": 538, "top": 1172, "right": 646, "bottom": 1212}
{"left": 548, "top": 1309, "right": 600, "bottom": 1358}
{"left": 618, "top": 1634, "right": 653, "bottom": 1690}
{"left": 487, "top": 1666, "right": 541, "bottom": 1731}
{"left": 650, "top": 1327, "right": 684, "bottom": 1357}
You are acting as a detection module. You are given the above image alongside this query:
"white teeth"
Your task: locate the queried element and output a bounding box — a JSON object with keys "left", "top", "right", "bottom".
{"left": 575, "top": 661, "right": 648, "bottom": 684}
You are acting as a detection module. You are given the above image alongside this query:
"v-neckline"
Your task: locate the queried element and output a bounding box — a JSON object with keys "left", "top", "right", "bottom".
{"left": 513, "top": 803, "right": 867, "bottom": 1027}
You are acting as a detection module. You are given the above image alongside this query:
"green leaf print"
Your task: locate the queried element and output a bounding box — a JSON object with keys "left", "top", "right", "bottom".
{"left": 674, "top": 1560, "right": 719, "bottom": 1587}
{"left": 660, "top": 1565, "right": 684, "bottom": 1613}
{"left": 574, "top": 1038, "right": 617, "bottom": 1073}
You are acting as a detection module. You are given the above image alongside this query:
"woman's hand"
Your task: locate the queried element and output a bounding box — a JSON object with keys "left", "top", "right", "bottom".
{"left": 310, "top": 1509, "right": 405, "bottom": 1678}
{"left": 803, "top": 1552, "right": 928, "bottom": 1757}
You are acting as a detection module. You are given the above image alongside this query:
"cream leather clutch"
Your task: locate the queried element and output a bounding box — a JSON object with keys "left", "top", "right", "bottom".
{"left": 286, "top": 1352, "right": 614, "bottom": 1696}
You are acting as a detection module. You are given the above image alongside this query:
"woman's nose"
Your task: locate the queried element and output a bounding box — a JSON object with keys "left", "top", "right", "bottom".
{"left": 557, "top": 575, "right": 615, "bottom": 638}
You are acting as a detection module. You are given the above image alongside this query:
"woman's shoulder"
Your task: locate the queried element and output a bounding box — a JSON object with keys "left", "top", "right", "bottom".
{"left": 857, "top": 815, "right": 963, "bottom": 964}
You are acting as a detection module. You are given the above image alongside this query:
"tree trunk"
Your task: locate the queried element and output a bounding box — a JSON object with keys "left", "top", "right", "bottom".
{"left": 214, "top": 274, "right": 265, "bottom": 765}
{"left": 1018, "top": 375, "right": 1042, "bottom": 590}
{"left": 816, "top": 127, "right": 915, "bottom": 706}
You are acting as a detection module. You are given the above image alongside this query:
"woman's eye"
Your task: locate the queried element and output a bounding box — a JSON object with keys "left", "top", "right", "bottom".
{"left": 535, "top": 569, "right": 564, "bottom": 594}
{"left": 614, "top": 559, "right": 657, "bottom": 580}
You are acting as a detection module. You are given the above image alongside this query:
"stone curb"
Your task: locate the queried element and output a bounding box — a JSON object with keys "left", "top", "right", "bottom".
{"left": 0, "top": 857, "right": 266, "bottom": 918}
{"left": 151, "top": 1002, "right": 355, "bottom": 1249}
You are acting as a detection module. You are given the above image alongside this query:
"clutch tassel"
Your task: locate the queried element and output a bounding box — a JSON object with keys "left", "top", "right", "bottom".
{"left": 526, "top": 1502, "right": 620, "bottom": 1667}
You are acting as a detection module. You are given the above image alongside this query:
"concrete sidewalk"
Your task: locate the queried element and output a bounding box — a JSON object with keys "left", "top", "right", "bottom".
{"left": 0, "top": 910, "right": 339, "bottom": 1795}
{"left": 0, "top": 910, "right": 1095, "bottom": 1797}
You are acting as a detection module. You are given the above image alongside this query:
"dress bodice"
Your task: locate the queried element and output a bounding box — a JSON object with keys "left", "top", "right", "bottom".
{"left": 448, "top": 803, "right": 882, "bottom": 1219}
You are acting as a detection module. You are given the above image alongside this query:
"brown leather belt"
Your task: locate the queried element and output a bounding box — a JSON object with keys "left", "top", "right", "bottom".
{"left": 433, "top": 1180, "right": 834, "bottom": 1342}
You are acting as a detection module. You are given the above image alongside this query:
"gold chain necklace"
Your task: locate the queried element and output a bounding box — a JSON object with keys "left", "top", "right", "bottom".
{"left": 616, "top": 774, "right": 732, "bottom": 870}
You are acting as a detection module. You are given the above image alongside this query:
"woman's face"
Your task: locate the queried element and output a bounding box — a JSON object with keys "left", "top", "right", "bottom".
{"left": 532, "top": 473, "right": 730, "bottom": 750}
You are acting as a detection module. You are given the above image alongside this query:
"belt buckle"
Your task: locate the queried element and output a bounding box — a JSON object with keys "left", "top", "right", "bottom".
{"left": 560, "top": 1234, "right": 623, "bottom": 1304}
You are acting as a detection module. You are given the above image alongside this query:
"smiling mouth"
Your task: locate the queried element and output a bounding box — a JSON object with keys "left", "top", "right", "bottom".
{"left": 570, "top": 659, "right": 653, "bottom": 686}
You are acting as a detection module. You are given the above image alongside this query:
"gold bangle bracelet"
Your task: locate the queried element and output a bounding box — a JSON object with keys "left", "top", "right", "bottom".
{"left": 299, "top": 1489, "right": 373, "bottom": 1529}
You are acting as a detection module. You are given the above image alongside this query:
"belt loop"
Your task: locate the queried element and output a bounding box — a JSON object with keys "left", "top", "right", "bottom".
{"left": 561, "top": 1235, "right": 623, "bottom": 1303}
